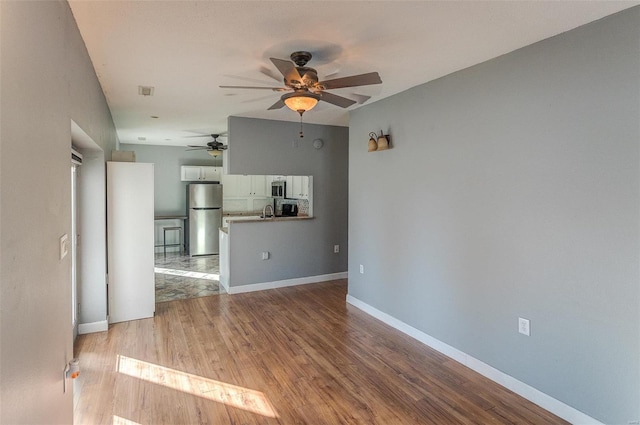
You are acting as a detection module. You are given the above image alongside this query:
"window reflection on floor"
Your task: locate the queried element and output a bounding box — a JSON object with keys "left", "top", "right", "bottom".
{"left": 154, "top": 253, "right": 221, "bottom": 302}
{"left": 116, "top": 355, "right": 278, "bottom": 418}
{"left": 113, "top": 415, "right": 142, "bottom": 425}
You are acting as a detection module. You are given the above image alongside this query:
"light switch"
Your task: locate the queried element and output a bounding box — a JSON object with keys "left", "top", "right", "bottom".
{"left": 60, "top": 234, "right": 69, "bottom": 260}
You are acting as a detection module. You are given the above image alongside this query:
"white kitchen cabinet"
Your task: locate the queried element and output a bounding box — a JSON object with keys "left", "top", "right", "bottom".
{"left": 251, "top": 175, "right": 267, "bottom": 196}
{"left": 269, "top": 175, "right": 286, "bottom": 182}
{"left": 201, "top": 166, "right": 222, "bottom": 181}
{"left": 223, "top": 174, "right": 267, "bottom": 197}
{"left": 285, "top": 176, "right": 294, "bottom": 197}
{"left": 180, "top": 165, "right": 222, "bottom": 181}
{"left": 182, "top": 166, "right": 201, "bottom": 181}
{"left": 222, "top": 174, "right": 251, "bottom": 197}
{"left": 286, "top": 175, "right": 310, "bottom": 199}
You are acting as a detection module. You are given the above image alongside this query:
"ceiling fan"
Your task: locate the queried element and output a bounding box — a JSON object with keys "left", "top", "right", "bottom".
{"left": 186, "top": 134, "right": 227, "bottom": 157}
{"left": 220, "top": 51, "right": 382, "bottom": 115}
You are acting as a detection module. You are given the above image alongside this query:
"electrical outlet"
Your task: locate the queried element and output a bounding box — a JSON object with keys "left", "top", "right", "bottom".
{"left": 518, "top": 317, "right": 530, "bottom": 336}
{"left": 359, "top": 264, "right": 364, "bottom": 274}
{"left": 261, "top": 251, "right": 269, "bottom": 260}
{"left": 334, "top": 245, "right": 340, "bottom": 253}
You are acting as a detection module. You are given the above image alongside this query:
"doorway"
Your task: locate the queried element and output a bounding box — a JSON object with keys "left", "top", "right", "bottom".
{"left": 71, "top": 160, "right": 79, "bottom": 339}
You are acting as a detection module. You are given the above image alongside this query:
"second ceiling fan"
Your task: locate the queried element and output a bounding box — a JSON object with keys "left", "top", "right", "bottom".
{"left": 220, "top": 51, "right": 382, "bottom": 115}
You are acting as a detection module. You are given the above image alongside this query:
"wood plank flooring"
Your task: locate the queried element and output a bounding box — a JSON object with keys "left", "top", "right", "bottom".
{"left": 74, "top": 280, "right": 569, "bottom": 425}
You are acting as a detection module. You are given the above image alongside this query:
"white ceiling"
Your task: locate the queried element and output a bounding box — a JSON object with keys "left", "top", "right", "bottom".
{"left": 69, "top": 1, "right": 637, "bottom": 147}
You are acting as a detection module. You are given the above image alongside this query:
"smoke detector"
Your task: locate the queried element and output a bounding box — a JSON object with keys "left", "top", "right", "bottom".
{"left": 138, "top": 86, "right": 155, "bottom": 96}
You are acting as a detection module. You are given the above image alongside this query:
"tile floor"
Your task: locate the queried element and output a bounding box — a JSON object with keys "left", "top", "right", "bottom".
{"left": 154, "top": 253, "right": 221, "bottom": 303}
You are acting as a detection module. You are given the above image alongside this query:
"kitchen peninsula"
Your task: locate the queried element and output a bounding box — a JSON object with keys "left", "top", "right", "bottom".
{"left": 219, "top": 174, "right": 315, "bottom": 293}
{"left": 217, "top": 116, "right": 348, "bottom": 297}
{"left": 219, "top": 214, "right": 332, "bottom": 296}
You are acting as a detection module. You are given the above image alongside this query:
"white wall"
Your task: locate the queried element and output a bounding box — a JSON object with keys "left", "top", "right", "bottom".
{"left": 77, "top": 149, "right": 107, "bottom": 327}
{"left": 349, "top": 7, "right": 639, "bottom": 424}
{"left": 0, "top": 1, "right": 117, "bottom": 423}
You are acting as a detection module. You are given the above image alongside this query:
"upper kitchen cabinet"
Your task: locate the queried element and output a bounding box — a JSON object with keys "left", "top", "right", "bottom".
{"left": 180, "top": 165, "right": 222, "bottom": 182}
{"left": 251, "top": 175, "right": 268, "bottom": 196}
{"left": 286, "top": 176, "right": 311, "bottom": 199}
{"left": 222, "top": 174, "right": 267, "bottom": 197}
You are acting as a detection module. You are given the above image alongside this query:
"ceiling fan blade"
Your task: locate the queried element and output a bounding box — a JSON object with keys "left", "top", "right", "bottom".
{"left": 319, "top": 72, "right": 382, "bottom": 90}
{"left": 186, "top": 147, "right": 209, "bottom": 150}
{"left": 350, "top": 93, "right": 372, "bottom": 104}
{"left": 318, "top": 91, "right": 357, "bottom": 108}
{"left": 241, "top": 93, "right": 280, "bottom": 104}
{"left": 267, "top": 99, "right": 286, "bottom": 110}
{"left": 220, "top": 85, "right": 289, "bottom": 92}
{"left": 270, "top": 58, "right": 302, "bottom": 84}
{"left": 259, "top": 66, "right": 283, "bottom": 83}
{"left": 183, "top": 132, "right": 228, "bottom": 138}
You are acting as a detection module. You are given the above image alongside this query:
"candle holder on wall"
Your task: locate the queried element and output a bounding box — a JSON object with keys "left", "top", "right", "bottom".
{"left": 368, "top": 131, "right": 390, "bottom": 152}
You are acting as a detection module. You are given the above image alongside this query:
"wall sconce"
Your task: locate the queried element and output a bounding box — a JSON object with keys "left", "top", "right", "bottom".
{"left": 368, "top": 131, "right": 390, "bottom": 152}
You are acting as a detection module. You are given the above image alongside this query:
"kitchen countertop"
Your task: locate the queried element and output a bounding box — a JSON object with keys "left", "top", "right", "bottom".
{"left": 223, "top": 212, "right": 263, "bottom": 216}
{"left": 225, "top": 215, "right": 312, "bottom": 224}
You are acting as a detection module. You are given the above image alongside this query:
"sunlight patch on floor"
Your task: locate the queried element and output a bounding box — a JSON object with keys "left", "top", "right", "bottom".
{"left": 154, "top": 267, "right": 219, "bottom": 280}
{"left": 116, "top": 355, "right": 278, "bottom": 418}
{"left": 113, "top": 415, "right": 141, "bottom": 425}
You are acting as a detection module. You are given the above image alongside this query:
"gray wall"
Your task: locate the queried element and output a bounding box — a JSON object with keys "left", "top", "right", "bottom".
{"left": 1, "top": 1, "right": 118, "bottom": 423}
{"left": 120, "top": 143, "right": 222, "bottom": 215}
{"left": 349, "top": 8, "right": 639, "bottom": 424}
{"left": 226, "top": 117, "right": 348, "bottom": 286}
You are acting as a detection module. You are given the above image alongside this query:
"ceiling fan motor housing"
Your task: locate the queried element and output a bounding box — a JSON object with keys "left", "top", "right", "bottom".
{"left": 295, "top": 67, "right": 318, "bottom": 89}
{"left": 290, "top": 51, "right": 312, "bottom": 67}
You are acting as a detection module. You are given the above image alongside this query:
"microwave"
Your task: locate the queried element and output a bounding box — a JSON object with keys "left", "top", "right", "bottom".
{"left": 271, "top": 181, "right": 286, "bottom": 198}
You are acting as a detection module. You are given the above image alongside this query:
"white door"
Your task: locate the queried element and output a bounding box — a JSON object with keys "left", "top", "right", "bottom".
{"left": 107, "top": 162, "right": 155, "bottom": 323}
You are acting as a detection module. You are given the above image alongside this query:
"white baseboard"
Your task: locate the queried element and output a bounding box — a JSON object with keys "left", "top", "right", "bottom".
{"left": 219, "top": 275, "right": 230, "bottom": 293}
{"left": 78, "top": 320, "right": 108, "bottom": 334}
{"left": 228, "top": 272, "right": 348, "bottom": 295}
{"left": 346, "top": 294, "right": 603, "bottom": 425}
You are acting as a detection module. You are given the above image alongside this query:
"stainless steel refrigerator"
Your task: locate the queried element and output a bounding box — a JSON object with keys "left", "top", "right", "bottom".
{"left": 187, "top": 183, "right": 223, "bottom": 256}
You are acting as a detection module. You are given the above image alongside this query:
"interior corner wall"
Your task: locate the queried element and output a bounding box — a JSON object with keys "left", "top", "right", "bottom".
{"left": 348, "top": 7, "right": 639, "bottom": 424}
{"left": 0, "top": 2, "right": 117, "bottom": 424}
{"left": 225, "top": 117, "right": 349, "bottom": 287}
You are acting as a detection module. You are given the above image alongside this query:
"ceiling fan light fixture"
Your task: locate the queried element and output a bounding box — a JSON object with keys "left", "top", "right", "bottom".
{"left": 207, "top": 149, "right": 222, "bottom": 157}
{"left": 282, "top": 92, "right": 319, "bottom": 113}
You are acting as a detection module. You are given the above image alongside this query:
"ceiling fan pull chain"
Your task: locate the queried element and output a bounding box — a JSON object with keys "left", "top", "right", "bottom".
{"left": 298, "top": 110, "right": 304, "bottom": 138}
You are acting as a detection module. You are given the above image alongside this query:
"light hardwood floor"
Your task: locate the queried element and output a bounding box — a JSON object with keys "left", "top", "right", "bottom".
{"left": 74, "top": 280, "right": 569, "bottom": 424}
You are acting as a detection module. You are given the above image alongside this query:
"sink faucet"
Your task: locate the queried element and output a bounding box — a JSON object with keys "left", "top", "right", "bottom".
{"left": 262, "top": 204, "right": 274, "bottom": 219}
